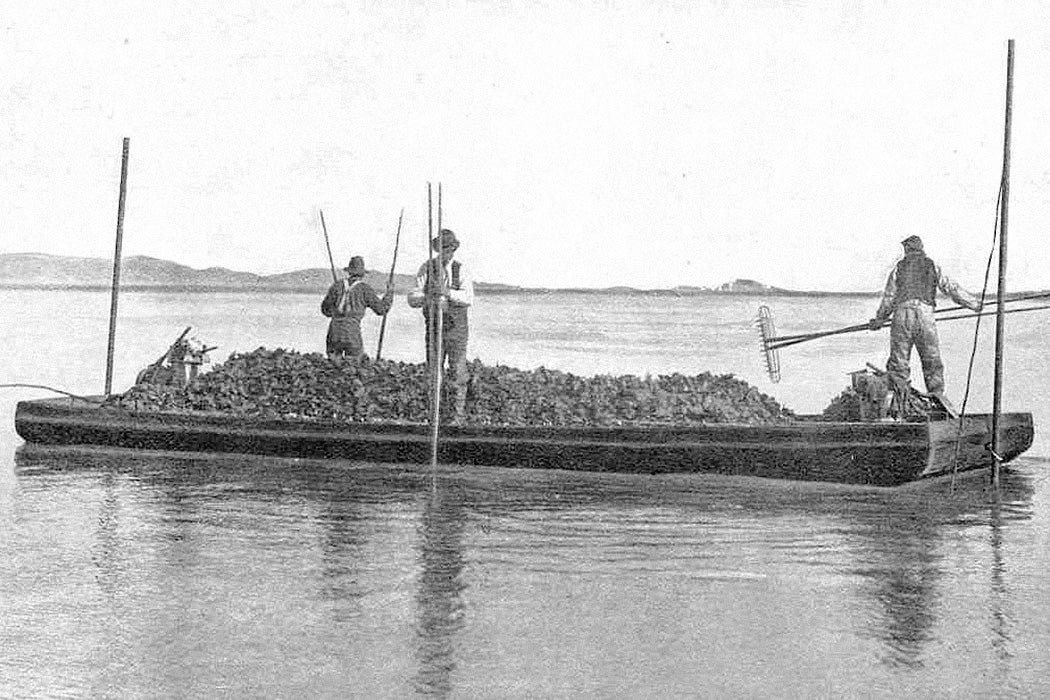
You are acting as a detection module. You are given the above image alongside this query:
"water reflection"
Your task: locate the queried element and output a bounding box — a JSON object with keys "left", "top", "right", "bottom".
{"left": 315, "top": 493, "right": 368, "bottom": 615}
{"left": 987, "top": 500, "right": 1015, "bottom": 690}
{"left": 413, "top": 481, "right": 467, "bottom": 698}
{"left": 844, "top": 471, "right": 1033, "bottom": 670}
{"left": 848, "top": 497, "right": 943, "bottom": 669}
{"left": 10, "top": 446, "right": 1041, "bottom": 696}
{"left": 92, "top": 470, "right": 123, "bottom": 601}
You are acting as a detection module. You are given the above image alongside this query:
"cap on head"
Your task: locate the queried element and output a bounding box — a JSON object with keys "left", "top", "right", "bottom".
{"left": 345, "top": 256, "right": 366, "bottom": 275}
{"left": 900, "top": 235, "right": 924, "bottom": 252}
{"left": 431, "top": 228, "right": 460, "bottom": 252}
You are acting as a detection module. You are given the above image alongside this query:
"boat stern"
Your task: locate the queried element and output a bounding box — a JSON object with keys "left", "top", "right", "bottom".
{"left": 923, "top": 412, "right": 1034, "bottom": 478}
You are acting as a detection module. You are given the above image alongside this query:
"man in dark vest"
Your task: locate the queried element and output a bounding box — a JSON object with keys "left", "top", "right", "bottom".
{"left": 321, "top": 256, "right": 393, "bottom": 360}
{"left": 869, "top": 235, "right": 981, "bottom": 405}
{"left": 407, "top": 229, "right": 474, "bottom": 420}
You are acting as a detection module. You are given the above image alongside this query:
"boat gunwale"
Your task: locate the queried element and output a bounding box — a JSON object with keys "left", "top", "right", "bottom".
{"left": 14, "top": 396, "right": 941, "bottom": 446}
{"left": 13, "top": 397, "right": 1035, "bottom": 486}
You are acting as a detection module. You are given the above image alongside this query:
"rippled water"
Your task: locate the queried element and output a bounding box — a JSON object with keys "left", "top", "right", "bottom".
{"left": 3, "top": 289, "right": 1050, "bottom": 697}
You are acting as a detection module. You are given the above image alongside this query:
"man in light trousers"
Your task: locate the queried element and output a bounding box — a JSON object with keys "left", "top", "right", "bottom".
{"left": 407, "top": 229, "right": 474, "bottom": 420}
{"left": 869, "top": 235, "right": 981, "bottom": 413}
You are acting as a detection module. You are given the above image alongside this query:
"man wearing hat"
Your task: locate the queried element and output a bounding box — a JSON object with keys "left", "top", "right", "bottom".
{"left": 868, "top": 235, "right": 981, "bottom": 407}
{"left": 321, "top": 255, "right": 393, "bottom": 360}
{"left": 407, "top": 229, "right": 474, "bottom": 420}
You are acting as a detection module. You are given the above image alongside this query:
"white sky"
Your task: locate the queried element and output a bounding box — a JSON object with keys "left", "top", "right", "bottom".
{"left": 3, "top": 1, "right": 1049, "bottom": 291}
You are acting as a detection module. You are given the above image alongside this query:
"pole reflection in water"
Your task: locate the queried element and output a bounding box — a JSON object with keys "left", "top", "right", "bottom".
{"left": 7, "top": 445, "right": 1045, "bottom": 697}
{"left": 92, "top": 469, "right": 123, "bottom": 604}
{"left": 316, "top": 491, "right": 368, "bottom": 618}
{"left": 988, "top": 499, "right": 1015, "bottom": 689}
{"left": 846, "top": 470, "right": 1033, "bottom": 671}
{"left": 413, "top": 478, "right": 467, "bottom": 698}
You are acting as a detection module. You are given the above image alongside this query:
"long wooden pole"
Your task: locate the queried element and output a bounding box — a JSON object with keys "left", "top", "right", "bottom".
{"left": 426, "top": 184, "right": 434, "bottom": 373}
{"left": 769, "top": 303, "right": 1050, "bottom": 352}
{"left": 376, "top": 208, "right": 404, "bottom": 360}
{"left": 767, "top": 292, "right": 1048, "bottom": 346}
{"left": 104, "top": 137, "right": 130, "bottom": 396}
{"left": 430, "top": 183, "right": 445, "bottom": 468}
{"left": 992, "top": 39, "right": 1014, "bottom": 489}
{"left": 320, "top": 209, "right": 338, "bottom": 283}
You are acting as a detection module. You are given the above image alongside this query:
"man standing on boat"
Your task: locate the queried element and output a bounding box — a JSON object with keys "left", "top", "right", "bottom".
{"left": 868, "top": 235, "right": 981, "bottom": 408}
{"left": 407, "top": 229, "right": 474, "bottom": 420}
{"left": 321, "top": 256, "right": 393, "bottom": 361}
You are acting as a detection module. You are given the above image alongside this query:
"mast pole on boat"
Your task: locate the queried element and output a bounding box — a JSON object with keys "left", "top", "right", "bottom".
{"left": 104, "top": 137, "right": 130, "bottom": 397}
{"left": 992, "top": 39, "right": 1015, "bottom": 488}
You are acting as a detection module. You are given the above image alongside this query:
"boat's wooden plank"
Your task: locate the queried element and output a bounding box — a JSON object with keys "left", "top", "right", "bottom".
{"left": 15, "top": 410, "right": 928, "bottom": 484}
{"left": 18, "top": 407, "right": 929, "bottom": 451}
{"left": 15, "top": 397, "right": 930, "bottom": 445}
{"left": 13, "top": 398, "right": 1034, "bottom": 487}
{"left": 923, "top": 413, "right": 1034, "bottom": 478}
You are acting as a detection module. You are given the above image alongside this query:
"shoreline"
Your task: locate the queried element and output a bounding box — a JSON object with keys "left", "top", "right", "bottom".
{"left": 0, "top": 283, "right": 882, "bottom": 298}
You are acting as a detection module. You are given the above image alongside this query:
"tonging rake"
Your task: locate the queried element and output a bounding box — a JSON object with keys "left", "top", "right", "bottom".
{"left": 755, "top": 305, "right": 781, "bottom": 383}
{"left": 754, "top": 300, "right": 1050, "bottom": 383}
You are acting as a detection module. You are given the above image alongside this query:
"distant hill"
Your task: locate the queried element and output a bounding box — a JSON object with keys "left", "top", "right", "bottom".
{"left": 0, "top": 253, "right": 878, "bottom": 296}
{"left": 0, "top": 253, "right": 416, "bottom": 293}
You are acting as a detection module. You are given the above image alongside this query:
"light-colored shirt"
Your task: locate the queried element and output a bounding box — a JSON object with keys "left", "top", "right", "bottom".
{"left": 407, "top": 258, "right": 474, "bottom": 309}
{"left": 874, "top": 259, "right": 980, "bottom": 320}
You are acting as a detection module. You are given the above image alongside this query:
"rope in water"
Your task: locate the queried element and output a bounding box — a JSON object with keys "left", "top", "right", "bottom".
{"left": 950, "top": 179, "right": 1003, "bottom": 492}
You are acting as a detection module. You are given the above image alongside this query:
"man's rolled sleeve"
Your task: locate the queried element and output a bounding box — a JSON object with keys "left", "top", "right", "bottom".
{"left": 936, "top": 265, "right": 981, "bottom": 312}
{"left": 874, "top": 268, "right": 898, "bottom": 320}
{"left": 447, "top": 264, "right": 474, "bottom": 307}
{"left": 407, "top": 265, "right": 427, "bottom": 308}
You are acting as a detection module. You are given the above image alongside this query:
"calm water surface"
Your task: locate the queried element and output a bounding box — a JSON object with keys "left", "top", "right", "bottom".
{"left": 2, "top": 289, "right": 1049, "bottom": 698}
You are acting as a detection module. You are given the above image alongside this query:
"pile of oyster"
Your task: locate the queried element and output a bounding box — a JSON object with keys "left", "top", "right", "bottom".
{"left": 113, "top": 348, "right": 794, "bottom": 426}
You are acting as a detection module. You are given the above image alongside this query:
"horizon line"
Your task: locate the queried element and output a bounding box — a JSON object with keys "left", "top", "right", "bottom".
{"left": 0, "top": 250, "right": 888, "bottom": 296}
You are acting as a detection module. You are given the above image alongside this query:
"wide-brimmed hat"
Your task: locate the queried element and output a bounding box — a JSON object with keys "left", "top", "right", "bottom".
{"left": 345, "top": 256, "right": 366, "bottom": 275}
{"left": 900, "top": 235, "right": 924, "bottom": 251}
{"left": 431, "top": 229, "right": 460, "bottom": 252}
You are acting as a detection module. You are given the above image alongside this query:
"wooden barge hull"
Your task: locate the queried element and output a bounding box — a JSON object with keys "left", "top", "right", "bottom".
{"left": 13, "top": 398, "right": 1034, "bottom": 487}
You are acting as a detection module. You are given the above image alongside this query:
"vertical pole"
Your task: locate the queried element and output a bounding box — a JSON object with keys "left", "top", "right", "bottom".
{"left": 430, "top": 183, "right": 445, "bottom": 468}
{"left": 104, "top": 137, "right": 130, "bottom": 396}
{"left": 991, "top": 40, "right": 1014, "bottom": 489}
{"left": 425, "top": 184, "right": 437, "bottom": 468}
{"left": 426, "top": 183, "right": 434, "bottom": 369}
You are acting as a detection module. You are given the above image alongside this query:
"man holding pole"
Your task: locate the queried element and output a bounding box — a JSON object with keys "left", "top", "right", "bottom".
{"left": 321, "top": 256, "right": 393, "bottom": 361}
{"left": 868, "top": 235, "right": 981, "bottom": 407}
{"left": 408, "top": 229, "right": 474, "bottom": 420}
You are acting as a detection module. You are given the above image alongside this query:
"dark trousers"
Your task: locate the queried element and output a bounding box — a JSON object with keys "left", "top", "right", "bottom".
{"left": 326, "top": 319, "right": 364, "bottom": 360}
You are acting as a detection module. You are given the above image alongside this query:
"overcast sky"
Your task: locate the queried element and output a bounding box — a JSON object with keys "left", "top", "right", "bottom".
{"left": 3, "top": 1, "right": 1048, "bottom": 291}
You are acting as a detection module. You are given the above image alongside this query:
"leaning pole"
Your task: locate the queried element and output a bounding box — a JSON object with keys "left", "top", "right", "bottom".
{"left": 104, "top": 137, "right": 130, "bottom": 396}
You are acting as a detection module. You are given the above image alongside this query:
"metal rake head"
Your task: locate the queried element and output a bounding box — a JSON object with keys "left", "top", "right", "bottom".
{"left": 755, "top": 305, "right": 781, "bottom": 383}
